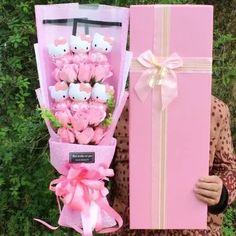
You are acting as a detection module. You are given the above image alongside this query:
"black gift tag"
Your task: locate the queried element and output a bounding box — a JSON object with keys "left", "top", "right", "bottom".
{"left": 69, "top": 152, "right": 95, "bottom": 164}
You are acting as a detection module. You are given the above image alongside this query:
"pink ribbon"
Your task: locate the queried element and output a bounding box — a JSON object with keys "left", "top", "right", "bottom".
{"left": 35, "top": 163, "right": 123, "bottom": 236}
{"left": 135, "top": 50, "right": 183, "bottom": 110}
{"left": 50, "top": 164, "right": 113, "bottom": 210}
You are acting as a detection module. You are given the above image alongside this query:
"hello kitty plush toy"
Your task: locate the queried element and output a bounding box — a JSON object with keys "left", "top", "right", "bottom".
{"left": 89, "top": 83, "right": 114, "bottom": 126}
{"left": 49, "top": 82, "right": 72, "bottom": 127}
{"left": 48, "top": 37, "right": 71, "bottom": 68}
{"left": 89, "top": 33, "right": 114, "bottom": 64}
{"left": 49, "top": 81, "right": 70, "bottom": 110}
{"left": 69, "top": 83, "right": 92, "bottom": 114}
{"left": 70, "top": 35, "right": 92, "bottom": 64}
{"left": 70, "top": 35, "right": 94, "bottom": 82}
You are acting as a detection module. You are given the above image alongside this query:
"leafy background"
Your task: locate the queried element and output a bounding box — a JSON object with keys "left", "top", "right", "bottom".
{"left": 0, "top": 0, "right": 235, "bottom": 235}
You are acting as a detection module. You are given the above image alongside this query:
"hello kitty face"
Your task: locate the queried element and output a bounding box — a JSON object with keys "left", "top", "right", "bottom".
{"left": 48, "top": 37, "right": 70, "bottom": 58}
{"left": 49, "top": 81, "right": 69, "bottom": 102}
{"left": 69, "top": 83, "right": 92, "bottom": 101}
{"left": 92, "top": 33, "right": 114, "bottom": 54}
{"left": 70, "top": 35, "right": 92, "bottom": 53}
{"left": 91, "top": 83, "right": 109, "bottom": 103}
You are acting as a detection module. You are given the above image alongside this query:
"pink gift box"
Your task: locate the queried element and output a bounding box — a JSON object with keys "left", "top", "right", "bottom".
{"left": 129, "top": 5, "right": 213, "bottom": 229}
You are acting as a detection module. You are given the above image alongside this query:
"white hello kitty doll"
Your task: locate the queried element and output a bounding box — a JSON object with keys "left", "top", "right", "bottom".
{"left": 89, "top": 33, "right": 114, "bottom": 64}
{"left": 89, "top": 33, "right": 114, "bottom": 82}
{"left": 70, "top": 34, "right": 92, "bottom": 64}
{"left": 49, "top": 81, "right": 72, "bottom": 127}
{"left": 70, "top": 35, "right": 94, "bottom": 82}
{"left": 89, "top": 83, "right": 114, "bottom": 126}
{"left": 48, "top": 37, "right": 72, "bottom": 69}
{"left": 68, "top": 82, "right": 92, "bottom": 114}
{"left": 49, "top": 81, "right": 70, "bottom": 110}
{"left": 68, "top": 82, "right": 94, "bottom": 144}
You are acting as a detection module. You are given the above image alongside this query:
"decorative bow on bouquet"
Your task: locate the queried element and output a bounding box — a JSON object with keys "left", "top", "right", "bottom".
{"left": 35, "top": 164, "right": 123, "bottom": 236}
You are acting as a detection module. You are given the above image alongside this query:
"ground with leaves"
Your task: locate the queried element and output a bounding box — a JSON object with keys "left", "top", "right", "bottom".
{"left": 0, "top": 0, "right": 235, "bottom": 235}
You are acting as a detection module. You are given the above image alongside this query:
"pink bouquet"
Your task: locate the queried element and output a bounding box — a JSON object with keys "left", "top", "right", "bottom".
{"left": 34, "top": 3, "right": 131, "bottom": 236}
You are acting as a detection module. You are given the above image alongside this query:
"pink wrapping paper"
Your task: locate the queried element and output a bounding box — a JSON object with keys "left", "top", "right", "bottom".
{"left": 49, "top": 138, "right": 117, "bottom": 175}
{"left": 129, "top": 5, "right": 213, "bottom": 229}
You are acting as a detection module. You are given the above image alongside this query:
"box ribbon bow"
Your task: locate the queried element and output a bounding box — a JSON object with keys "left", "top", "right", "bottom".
{"left": 135, "top": 50, "right": 183, "bottom": 110}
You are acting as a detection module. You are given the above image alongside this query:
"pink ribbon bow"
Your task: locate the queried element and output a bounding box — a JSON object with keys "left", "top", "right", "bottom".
{"left": 135, "top": 50, "right": 183, "bottom": 110}
{"left": 35, "top": 164, "right": 122, "bottom": 236}
{"left": 49, "top": 164, "right": 113, "bottom": 211}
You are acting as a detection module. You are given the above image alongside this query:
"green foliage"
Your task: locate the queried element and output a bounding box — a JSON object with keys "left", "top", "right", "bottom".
{"left": 101, "top": 95, "right": 115, "bottom": 127}
{"left": 39, "top": 108, "right": 62, "bottom": 129}
{"left": 222, "top": 202, "right": 236, "bottom": 236}
{"left": 101, "top": 113, "right": 113, "bottom": 127}
{"left": 107, "top": 95, "right": 115, "bottom": 112}
{"left": 0, "top": 0, "right": 235, "bottom": 235}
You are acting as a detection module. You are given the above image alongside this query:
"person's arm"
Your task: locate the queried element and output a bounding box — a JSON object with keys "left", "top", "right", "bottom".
{"left": 194, "top": 103, "right": 236, "bottom": 213}
{"left": 210, "top": 105, "right": 236, "bottom": 206}
{"left": 208, "top": 184, "right": 228, "bottom": 214}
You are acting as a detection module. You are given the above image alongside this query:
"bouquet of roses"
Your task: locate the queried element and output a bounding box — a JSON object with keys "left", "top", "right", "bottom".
{"left": 34, "top": 3, "right": 131, "bottom": 236}
{"left": 46, "top": 33, "right": 116, "bottom": 145}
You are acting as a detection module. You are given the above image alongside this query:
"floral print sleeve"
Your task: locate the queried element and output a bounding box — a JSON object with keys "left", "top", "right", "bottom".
{"left": 210, "top": 97, "right": 236, "bottom": 205}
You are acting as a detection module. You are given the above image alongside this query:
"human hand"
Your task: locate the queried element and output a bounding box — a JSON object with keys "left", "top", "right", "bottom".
{"left": 194, "top": 176, "right": 223, "bottom": 206}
